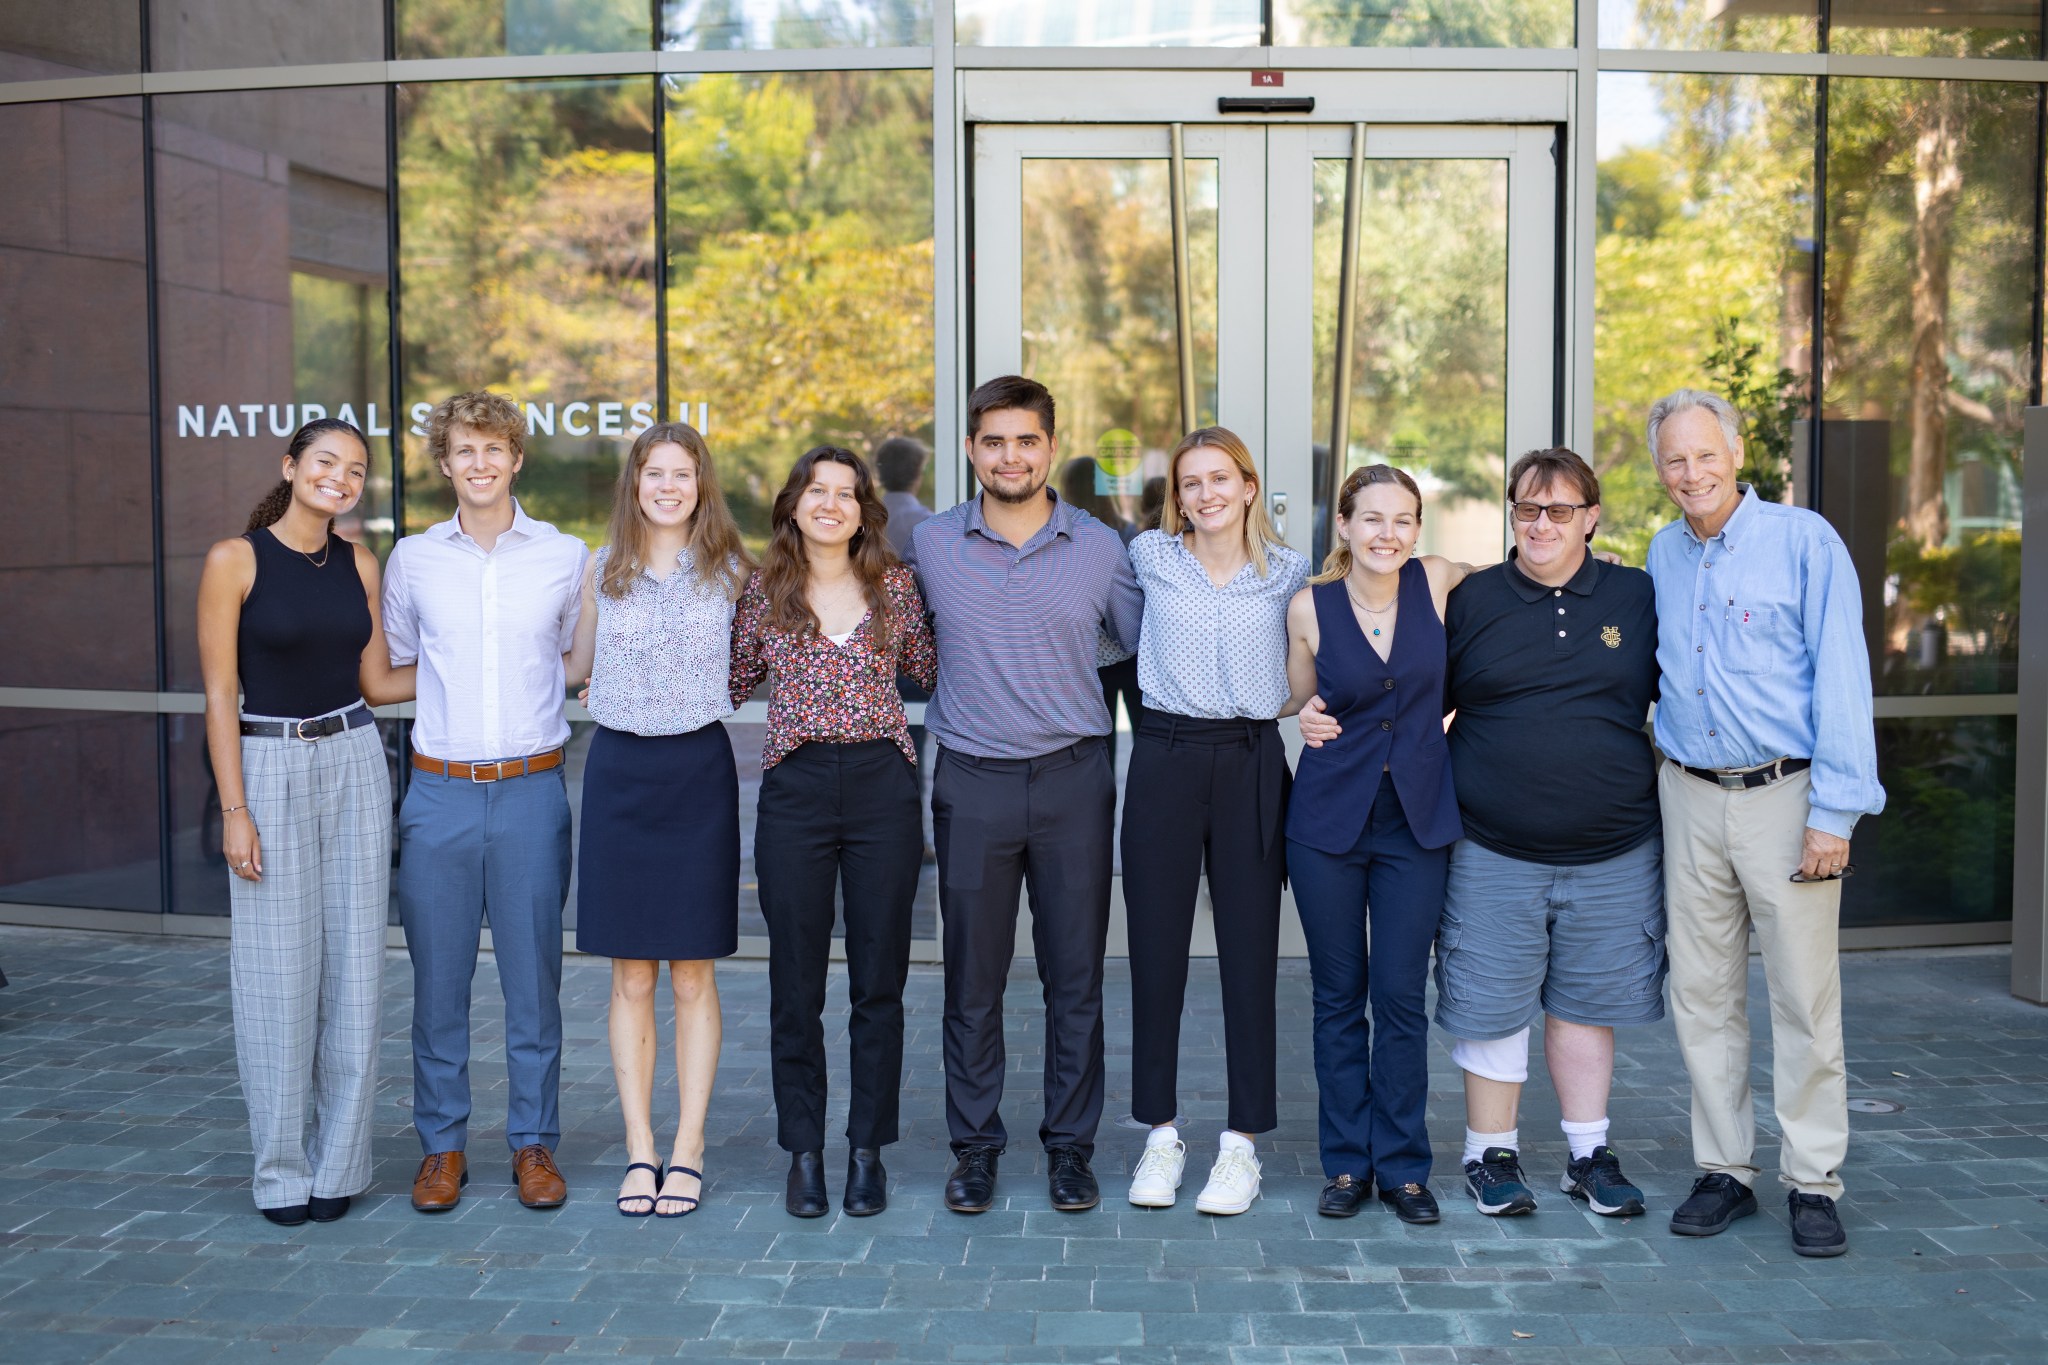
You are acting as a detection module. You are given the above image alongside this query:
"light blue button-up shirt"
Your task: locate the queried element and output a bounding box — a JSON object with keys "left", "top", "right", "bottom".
{"left": 1646, "top": 485, "right": 1885, "bottom": 839}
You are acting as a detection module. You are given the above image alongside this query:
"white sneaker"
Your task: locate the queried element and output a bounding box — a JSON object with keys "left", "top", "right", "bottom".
{"left": 1127, "top": 1140, "right": 1186, "bottom": 1207}
{"left": 1194, "top": 1146, "right": 1262, "bottom": 1215}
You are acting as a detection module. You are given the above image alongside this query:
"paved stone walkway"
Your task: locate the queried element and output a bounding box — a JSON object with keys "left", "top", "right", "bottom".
{"left": 0, "top": 926, "right": 2044, "bottom": 1363}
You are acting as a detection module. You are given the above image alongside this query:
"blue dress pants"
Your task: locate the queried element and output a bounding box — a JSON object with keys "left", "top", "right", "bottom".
{"left": 396, "top": 765, "right": 572, "bottom": 1156}
{"left": 1286, "top": 772, "right": 1448, "bottom": 1187}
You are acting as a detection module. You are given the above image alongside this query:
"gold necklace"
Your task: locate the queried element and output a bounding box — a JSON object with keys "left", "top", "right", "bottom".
{"left": 1345, "top": 582, "right": 1397, "bottom": 638}
{"left": 275, "top": 526, "right": 331, "bottom": 568}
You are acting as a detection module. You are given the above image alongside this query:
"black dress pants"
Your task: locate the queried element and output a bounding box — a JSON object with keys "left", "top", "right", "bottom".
{"left": 1121, "top": 713, "right": 1287, "bottom": 1135}
{"left": 755, "top": 740, "right": 921, "bottom": 1153}
{"left": 932, "top": 739, "right": 1114, "bottom": 1157}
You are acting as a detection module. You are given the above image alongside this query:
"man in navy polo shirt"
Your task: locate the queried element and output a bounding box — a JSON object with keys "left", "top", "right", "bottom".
{"left": 1432, "top": 447, "right": 1665, "bottom": 1220}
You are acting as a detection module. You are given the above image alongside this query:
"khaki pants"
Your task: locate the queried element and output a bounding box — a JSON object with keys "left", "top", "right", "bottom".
{"left": 1659, "top": 762, "right": 1847, "bottom": 1197}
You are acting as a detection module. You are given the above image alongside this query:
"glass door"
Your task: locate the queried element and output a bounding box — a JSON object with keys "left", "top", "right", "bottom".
{"left": 970, "top": 116, "right": 1558, "bottom": 956}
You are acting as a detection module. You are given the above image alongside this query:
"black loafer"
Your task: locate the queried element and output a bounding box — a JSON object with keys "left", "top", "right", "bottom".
{"left": 945, "top": 1144, "right": 1000, "bottom": 1213}
{"left": 844, "top": 1148, "right": 887, "bottom": 1217}
{"left": 1788, "top": 1191, "right": 1848, "bottom": 1258}
{"left": 784, "top": 1150, "right": 829, "bottom": 1218}
{"left": 1317, "top": 1174, "right": 1367, "bottom": 1218}
{"left": 1669, "top": 1172, "right": 1758, "bottom": 1237}
{"left": 306, "top": 1195, "right": 351, "bottom": 1223}
{"left": 1046, "top": 1145, "right": 1099, "bottom": 1212}
{"left": 1378, "top": 1180, "right": 1441, "bottom": 1224}
{"left": 260, "top": 1204, "right": 309, "bottom": 1227}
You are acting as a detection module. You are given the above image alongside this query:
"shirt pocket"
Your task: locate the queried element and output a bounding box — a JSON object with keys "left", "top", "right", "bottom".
{"left": 1716, "top": 604, "right": 1781, "bottom": 676}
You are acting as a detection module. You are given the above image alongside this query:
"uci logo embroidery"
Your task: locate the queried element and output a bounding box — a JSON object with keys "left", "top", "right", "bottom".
{"left": 1601, "top": 625, "right": 1621, "bottom": 649}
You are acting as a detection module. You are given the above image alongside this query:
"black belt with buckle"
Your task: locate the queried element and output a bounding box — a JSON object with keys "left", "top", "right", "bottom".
{"left": 1679, "top": 756, "right": 1810, "bottom": 791}
{"left": 240, "top": 703, "right": 374, "bottom": 741}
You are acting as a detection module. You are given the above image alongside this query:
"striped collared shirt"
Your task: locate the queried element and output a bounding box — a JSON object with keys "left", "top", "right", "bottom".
{"left": 903, "top": 490, "right": 1142, "bottom": 759}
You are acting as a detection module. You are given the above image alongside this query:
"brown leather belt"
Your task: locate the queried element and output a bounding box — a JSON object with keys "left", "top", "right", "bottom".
{"left": 411, "top": 748, "right": 564, "bottom": 783}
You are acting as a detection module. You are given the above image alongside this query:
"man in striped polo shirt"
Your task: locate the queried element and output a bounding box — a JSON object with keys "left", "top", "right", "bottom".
{"left": 902, "top": 374, "right": 1143, "bottom": 1215}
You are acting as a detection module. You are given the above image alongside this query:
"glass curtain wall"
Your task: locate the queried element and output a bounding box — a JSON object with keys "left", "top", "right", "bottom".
{"left": 1, "top": 3, "right": 2043, "bottom": 940}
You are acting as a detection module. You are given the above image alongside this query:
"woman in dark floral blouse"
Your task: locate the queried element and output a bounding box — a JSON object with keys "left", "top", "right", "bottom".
{"left": 729, "top": 445, "right": 938, "bottom": 1221}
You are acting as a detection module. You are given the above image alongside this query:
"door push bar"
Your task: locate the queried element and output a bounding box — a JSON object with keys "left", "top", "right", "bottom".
{"left": 1218, "top": 96, "right": 1316, "bottom": 115}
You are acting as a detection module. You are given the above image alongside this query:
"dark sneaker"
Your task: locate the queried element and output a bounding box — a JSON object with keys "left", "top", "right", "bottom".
{"left": 1464, "top": 1147, "right": 1537, "bottom": 1216}
{"left": 945, "top": 1145, "right": 1000, "bottom": 1214}
{"left": 1788, "top": 1191, "right": 1848, "bottom": 1258}
{"left": 1377, "top": 1180, "right": 1441, "bottom": 1224}
{"left": 1560, "top": 1146, "right": 1646, "bottom": 1217}
{"left": 1669, "top": 1172, "right": 1757, "bottom": 1237}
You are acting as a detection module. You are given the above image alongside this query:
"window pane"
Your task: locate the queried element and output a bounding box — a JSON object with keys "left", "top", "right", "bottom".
{"left": 0, "top": 711, "right": 161, "bottom": 913}
{"left": 1843, "top": 716, "right": 2014, "bottom": 929}
{"left": 1314, "top": 157, "right": 1509, "bottom": 569}
{"left": 664, "top": 70, "right": 934, "bottom": 548}
{"left": 1017, "top": 157, "right": 1219, "bottom": 537}
{"left": 0, "top": 2, "right": 140, "bottom": 80}
{"left": 1593, "top": 72, "right": 1816, "bottom": 561}
{"left": 398, "top": 76, "right": 656, "bottom": 544}
{"left": 663, "top": 0, "right": 929, "bottom": 49}
{"left": 0, "top": 97, "right": 154, "bottom": 691}
{"left": 1276, "top": 1, "right": 1572, "bottom": 48}
{"left": 397, "top": 0, "right": 650, "bottom": 60}
{"left": 958, "top": 1, "right": 1260, "bottom": 46}
{"left": 155, "top": 86, "right": 394, "bottom": 692}
{"left": 1597, "top": 1, "right": 1817, "bottom": 54}
{"left": 1829, "top": 2, "right": 2040, "bottom": 61}
{"left": 149, "top": 0, "right": 384, "bottom": 70}
{"left": 1822, "top": 78, "right": 2033, "bottom": 697}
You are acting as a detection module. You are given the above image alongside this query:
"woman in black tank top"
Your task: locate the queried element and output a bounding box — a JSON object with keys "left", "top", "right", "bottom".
{"left": 197, "top": 420, "right": 414, "bottom": 1227}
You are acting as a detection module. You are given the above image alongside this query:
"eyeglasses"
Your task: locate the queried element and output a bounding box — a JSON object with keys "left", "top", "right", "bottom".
{"left": 1510, "top": 501, "right": 1590, "bottom": 524}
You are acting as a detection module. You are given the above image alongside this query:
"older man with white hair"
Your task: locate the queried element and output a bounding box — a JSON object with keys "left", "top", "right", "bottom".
{"left": 1645, "top": 388, "right": 1884, "bottom": 1258}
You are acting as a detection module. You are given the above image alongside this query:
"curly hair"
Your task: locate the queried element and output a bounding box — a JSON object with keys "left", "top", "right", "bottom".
{"left": 427, "top": 391, "right": 524, "bottom": 477}
{"left": 757, "top": 446, "right": 898, "bottom": 655}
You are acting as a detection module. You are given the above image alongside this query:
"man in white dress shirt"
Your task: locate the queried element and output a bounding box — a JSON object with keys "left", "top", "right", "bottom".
{"left": 382, "top": 391, "right": 588, "bottom": 1213}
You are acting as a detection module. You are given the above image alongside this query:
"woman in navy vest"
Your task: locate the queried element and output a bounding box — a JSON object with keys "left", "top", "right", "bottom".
{"left": 1284, "top": 463, "right": 1470, "bottom": 1225}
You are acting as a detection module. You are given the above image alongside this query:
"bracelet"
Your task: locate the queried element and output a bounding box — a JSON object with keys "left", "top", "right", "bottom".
{"left": 221, "top": 805, "right": 247, "bottom": 815}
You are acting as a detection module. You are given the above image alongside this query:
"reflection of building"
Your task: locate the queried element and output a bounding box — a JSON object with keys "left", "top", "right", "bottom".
{"left": 4, "top": 3, "right": 2045, "bottom": 969}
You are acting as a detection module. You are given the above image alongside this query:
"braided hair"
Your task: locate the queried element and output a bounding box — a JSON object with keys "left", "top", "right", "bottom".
{"left": 245, "top": 418, "right": 369, "bottom": 532}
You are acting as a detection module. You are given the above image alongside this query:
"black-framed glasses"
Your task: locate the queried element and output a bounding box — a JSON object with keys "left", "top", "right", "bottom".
{"left": 1510, "top": 501, "right": 1590, "bottom": 524}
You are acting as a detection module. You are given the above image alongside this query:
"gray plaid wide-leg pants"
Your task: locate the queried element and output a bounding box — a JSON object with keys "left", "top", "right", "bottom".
{"left": 229, "top": 716, "right": 391, "bottom": 1210}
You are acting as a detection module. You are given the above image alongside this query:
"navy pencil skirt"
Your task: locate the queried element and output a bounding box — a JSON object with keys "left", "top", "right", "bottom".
{"left": 575, "top": 722, "right": 739, "bottom": 961}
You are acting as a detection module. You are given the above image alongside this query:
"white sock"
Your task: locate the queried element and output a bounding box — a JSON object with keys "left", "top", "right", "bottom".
{"left": 1146, "top": 1124, "right": 1180, "bottom": 1149}
{"left": 1562, "top": 1118, "right": 1609, "bottom": 1161}
{"left": 1218, "top": 1130, "right": 1255, "bottom": 1156}
{"left": 1464, "top": 1128, "right": 1517, "bottom": 1165}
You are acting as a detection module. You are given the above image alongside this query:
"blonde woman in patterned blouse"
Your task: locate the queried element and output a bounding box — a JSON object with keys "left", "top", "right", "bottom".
{"left": 728, "top": 445, "right": 938, "bottom": 1220}
{"left": 563, "top": 422, "right": 751, "bottom": 1220}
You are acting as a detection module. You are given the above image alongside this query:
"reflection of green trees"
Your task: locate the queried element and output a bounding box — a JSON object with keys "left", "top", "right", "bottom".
{"left": 1855, "top": 717, "right": 2015, "bottom": 925}
{"left": 399, "top": 0, "right": 650, "bottom": 59}
{"left": 397, "top": 76, "right": 656, "bottom": 540}
{"left": 1594, "top": 73, "right": 1815, "bottom": 561}
{"left": 665, "top": 72, "right": 935, "bottom": 538}
{"left": 1281, "top": 0, "right": 1570, "bottom": 47}
{"left": 1316, "top": 160, "right": 1507, "bottom": 504}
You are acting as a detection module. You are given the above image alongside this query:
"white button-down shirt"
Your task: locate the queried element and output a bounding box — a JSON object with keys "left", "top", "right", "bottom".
{"left": 383, "top": 501, "right": 588, "bottom": 762}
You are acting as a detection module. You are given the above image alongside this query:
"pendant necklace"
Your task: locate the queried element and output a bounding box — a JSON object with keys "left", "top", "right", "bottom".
{"left": 1345, "top": 583, "right": 1396, "bottom": 637}
{"left": 278, "top": 527, "right": 331, "bottom": 568}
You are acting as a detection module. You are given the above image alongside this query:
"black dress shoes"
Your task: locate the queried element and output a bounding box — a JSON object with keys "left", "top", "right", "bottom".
{"left": 785, "top": 1150, "right": 829, "bottom": 1218}
{"left": 945, "top": 1144, "right": 1000, "bottom": 1213}
{"left": 1046, "top": 1145, "right": 1099, "bottom": 1212}
{"left": 260, "top": 1204, "right": 309, "bottom": 1227}
{"left": 1317, "top": 1174, "right": 1367, "bottom": 1218}
{"left": 306, "top": 1195, "right": 351, "bottom": 1223}
{"left": 844, "top": 1148, "right": 887, "bottom": 1217}
{"left": 1378, "top": 1180, "right": 1441, "bottom": 1224}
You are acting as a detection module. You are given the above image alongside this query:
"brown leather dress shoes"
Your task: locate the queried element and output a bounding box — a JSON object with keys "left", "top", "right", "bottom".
{"left": 411, "top": 1151, "right": 467, "bottom": 1212}
{"left": 513, "top": 1143, "right": 567, "bottom": 1208}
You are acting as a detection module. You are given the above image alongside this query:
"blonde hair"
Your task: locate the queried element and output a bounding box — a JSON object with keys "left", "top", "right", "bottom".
{"left": 600, "top": 423, "right": 752, "bottom": 602}
{"left": 1310, "top": 463, "right": 1424, "bottom": 585}
{"left": 428, "top": 390, "right": 525, "bottom": 472}
{"left": 1161, "top": 426, "right": 1284, "bottom": 578}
